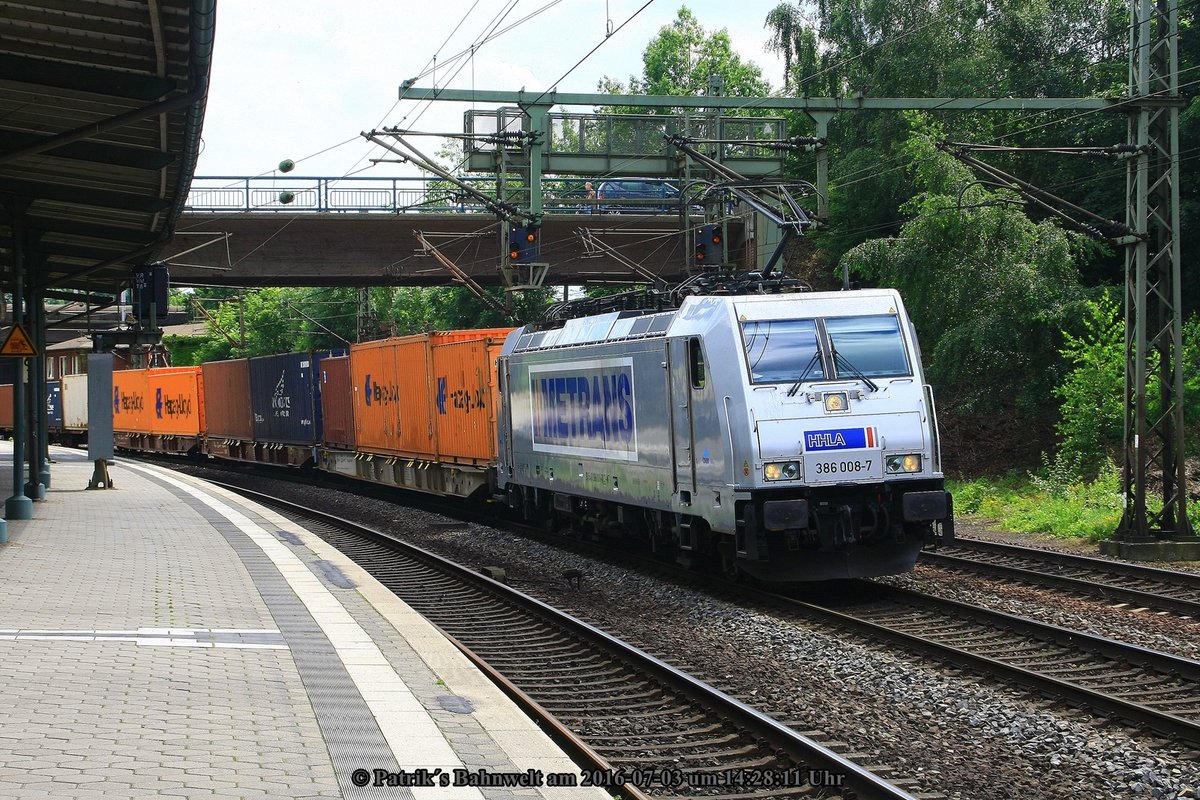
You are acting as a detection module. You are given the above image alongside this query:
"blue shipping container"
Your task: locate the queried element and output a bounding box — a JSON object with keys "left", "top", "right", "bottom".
{"left": 248, "top": 352, "right": 324, "bottom": 445}
{"left": 47, "top": 380, "right": 63, "bottom": 429}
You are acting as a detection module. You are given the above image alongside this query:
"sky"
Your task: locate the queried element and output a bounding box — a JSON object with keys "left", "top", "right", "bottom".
{"left": 193, "top": 0, "right": 788, "bottom": 179}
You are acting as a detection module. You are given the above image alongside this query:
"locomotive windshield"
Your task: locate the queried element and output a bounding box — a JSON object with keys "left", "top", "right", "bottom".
{"left": 744, "top": 319, "right": 825, "bottom": 383}
{"left": 741, "top": 314, "right": 910, "bottom": 384}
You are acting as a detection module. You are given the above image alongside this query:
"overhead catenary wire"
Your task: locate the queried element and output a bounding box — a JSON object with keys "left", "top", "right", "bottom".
{"left": 192, "top": 0, "right": 1197, "bottom": 303}
{"left": 781, "top": 1, "right": 1200, "bottom": 197}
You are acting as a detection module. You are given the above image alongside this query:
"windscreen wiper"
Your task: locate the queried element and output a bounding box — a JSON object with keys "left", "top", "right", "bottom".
{"left": 787, "top": 351, "right": 822, "bottom": 397}
{"left": 831, "top": 348, "right": 879, "bottom": 392}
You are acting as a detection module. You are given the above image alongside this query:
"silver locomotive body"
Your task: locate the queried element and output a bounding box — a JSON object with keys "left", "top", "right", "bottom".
{"left": 497, "top": 289, "right": 952, "bottom": 582}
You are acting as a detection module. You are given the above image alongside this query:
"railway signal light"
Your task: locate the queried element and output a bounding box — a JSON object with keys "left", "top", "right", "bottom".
{"left": 509, "top": 224, "right": 540, "bottom": 263}
{"left": 695, "top": 224, "right": 723, "bottom": 265}
{"left": 132, "top": 263, "right": 169, "bottom": 323}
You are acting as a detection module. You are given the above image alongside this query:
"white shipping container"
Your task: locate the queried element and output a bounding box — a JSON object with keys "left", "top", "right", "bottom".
{"left": 63, "top": 373, "right": 89, "bottom": 430}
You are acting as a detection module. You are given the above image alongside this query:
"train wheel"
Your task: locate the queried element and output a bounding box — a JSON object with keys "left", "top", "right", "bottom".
{"left": 717, "top": 534, "right": 742, "bottom": 582}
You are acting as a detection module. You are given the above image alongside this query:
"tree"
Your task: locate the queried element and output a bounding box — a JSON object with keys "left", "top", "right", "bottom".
{"left": 763, "top": 0, "right": 1132, "bottom": 275}
{"left": 764, "top": 4, "right": 823, "bottom": 93}
{"left": 840, "top": 117, "right": 1094, "bottom": 413}
{"left": 600, "top": 7, "right": 771, "bottom": 110}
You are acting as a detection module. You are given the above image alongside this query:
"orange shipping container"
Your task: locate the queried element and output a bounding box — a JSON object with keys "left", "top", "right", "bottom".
{"left": 319, "top": 356, "right": 355, "bottom": 450}
{"left": 0, "top": 384, "right": 11, "bottom": 429}
{"left": 202, "top": 359, "right": 252, "bottom": 440}
{"left": 113, "top": 369, "right": 151, "bottom": 433}
{"left": 350, "top": 329, "right": 512, "bottom": 463}
{"left": 114, "top": 367, "right": 205, "bottom": 436}
{"left": 431, "top": 336, "right": 509, "bottom": 463}
{"left": 149, "top": 367, "right": 205, "bottom": 436}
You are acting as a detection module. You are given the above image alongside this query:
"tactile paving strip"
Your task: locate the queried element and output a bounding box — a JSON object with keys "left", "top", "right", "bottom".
{"left": 0, "top": 628, "right": 287, "bottom": 648}
{"left": 141, "top": 472, "right": 416, "bottom": 800}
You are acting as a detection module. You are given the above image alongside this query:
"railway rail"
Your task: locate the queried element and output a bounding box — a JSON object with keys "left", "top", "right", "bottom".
{"left": 164, "top": 461, "right": 1200, "bottom": 766}
{"left": 776, "top": 583, "right": 1200, "bottom": 747}
{"left": 212, "top": 480, "right": 924, "bottom": 800}
{"left": 919, "top": 538, "right": 1200, "bottom": 618}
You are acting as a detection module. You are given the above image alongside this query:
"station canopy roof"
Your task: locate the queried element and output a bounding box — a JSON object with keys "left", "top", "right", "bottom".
{"left": 0, "top": 0, "right": 215, "bottom": 299}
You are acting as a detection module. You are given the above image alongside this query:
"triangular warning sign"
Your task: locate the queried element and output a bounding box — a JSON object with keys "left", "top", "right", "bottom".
{"left": 0, "top": 323, "right": 38, "bottom": 357}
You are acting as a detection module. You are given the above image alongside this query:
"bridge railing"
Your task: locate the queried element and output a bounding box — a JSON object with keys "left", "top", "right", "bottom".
{"left": 185, "top": 175, "right": 507, "bottom": 213}
{"left": 184, "top": 176, "right": 690, "bottom": 215}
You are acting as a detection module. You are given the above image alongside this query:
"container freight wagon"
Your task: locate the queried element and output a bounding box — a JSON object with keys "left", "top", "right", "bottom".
{"left": 318, "top": 356, "right": 354, "bottom": 450}
{"left": 46, "top": 380, "right": 62, "bottom": 434}
{"left": 248, "top": 351, "right": 326, "bottom": 466}
{"left": 1, "top": 379, "right": 85, "bottom": 446}
{"left": 61, "top": 374, "right": 89, "bottom": 446}
{"left": 0, "top": 384, "right": 11, "bottom": 435}
{"left": 113, "top": 367, "right": 205, "bottom": 453}
{"left": 200, "top": 359, "right": 253, "bottom": 462}
{"left": 321, "top": 329, "right": 512, "bottom": 498}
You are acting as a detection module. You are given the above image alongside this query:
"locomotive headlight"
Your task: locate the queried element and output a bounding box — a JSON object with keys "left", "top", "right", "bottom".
{"left": 764, "top": 461, "right": 801, "bottom": 481}
{"left": 823, "top": 391, "right": 849, "bottom": 413}
{"left": 885, "top": 454, "right": 923, "bottom": 474}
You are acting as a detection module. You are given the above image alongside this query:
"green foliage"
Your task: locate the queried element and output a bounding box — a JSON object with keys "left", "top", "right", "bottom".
{"left": 840, "top": 117, "right": 1091, "bottom": 411}
{"left": 1053, "top": 292, "right": 1200, "bottom": 472}
{"left": 382, "top": 287, "right": 553, "bottom": 335}
{"left": 948, "top": 460, "right": 1125, "bottom": 542}
{"left": 765, "top": 4, "right": 821, "bottom": 92}
{"left": 600, "top": 7, "right": 771, "bottom": 111}
{"left": 762, "top": 0, "right": 1133, "bottom": 282}
{"left": 161, "top": 334, "right": 208, "bottom": 367}
{"left": 1052, "top": 292, "right": 1125, "bottom": 473}
{"left": 1186, "top": 315, "right": 1200, "bottom": 442}
{"left": 179, "top": 285, "right": 554, "bottom": 363}
{"left": 953, "top": 459, "right": 1200, "bottom": 543}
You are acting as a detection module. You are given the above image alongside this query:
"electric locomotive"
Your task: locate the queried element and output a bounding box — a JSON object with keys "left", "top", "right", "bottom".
{"left": 497, "top": 288, "right": 952, "bottom": 582}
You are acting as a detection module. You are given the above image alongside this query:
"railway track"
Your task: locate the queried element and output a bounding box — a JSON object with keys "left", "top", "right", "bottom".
{"left": 758, "top": 582, "right": 1200, "bottom": 748}
{"left": 176, "top": 463, "right": 1200, "bottom": 761}
{"left": 919, "top": 538, "right": 1200, "bottom": 617}
{"left": 215, "top": 480, "right": 925, "bottom": 800}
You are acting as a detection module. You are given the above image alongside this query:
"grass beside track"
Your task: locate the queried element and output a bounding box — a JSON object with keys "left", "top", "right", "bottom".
{"left": 947, "top": 461, "right": 1200, "bottom": 543}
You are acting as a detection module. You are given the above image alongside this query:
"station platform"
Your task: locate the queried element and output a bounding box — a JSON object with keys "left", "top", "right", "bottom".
{"left": 0, "top": 444, "right": 612, "bottom": 800}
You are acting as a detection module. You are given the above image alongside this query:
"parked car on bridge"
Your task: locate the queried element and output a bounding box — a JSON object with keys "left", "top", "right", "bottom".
{"left": 595, "top": 178, "right": 682, "bottom": 213}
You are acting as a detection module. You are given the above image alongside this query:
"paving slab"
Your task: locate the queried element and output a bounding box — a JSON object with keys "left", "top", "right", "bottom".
{"left": 0, "top": 444, "right": 611, "bottom": 800}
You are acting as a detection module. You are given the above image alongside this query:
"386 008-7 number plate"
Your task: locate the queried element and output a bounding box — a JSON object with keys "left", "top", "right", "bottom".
{"left": 806, "top": 452, "right": 881, "bottom": 482}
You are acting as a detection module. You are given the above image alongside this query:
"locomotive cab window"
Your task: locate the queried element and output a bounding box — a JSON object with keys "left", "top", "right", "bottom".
{"left": 689, "top": 337, "right": 706, "bottom": 389}
{"left": 826, "top": 315, "right": 910, "bottom": 377}
{"left": 742, "top": 319, "right": 824, "bottom": 384}
{"left": 741, "top": 315, "right": 911, "bottom": 385}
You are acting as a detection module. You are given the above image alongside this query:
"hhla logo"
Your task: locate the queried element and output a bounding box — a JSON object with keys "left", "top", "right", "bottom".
{"left": 272, "top": 372, "right": 292, "bottom": 417}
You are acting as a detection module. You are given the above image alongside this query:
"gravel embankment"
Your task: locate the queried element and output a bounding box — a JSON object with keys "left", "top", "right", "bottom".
{"left": 174, "top": 464, "right": 1200, "bottom": 800}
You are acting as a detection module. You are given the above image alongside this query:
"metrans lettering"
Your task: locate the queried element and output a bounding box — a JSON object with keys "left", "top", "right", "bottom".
{"left": 529, "top": 359, "right": 636, "bottom": 461}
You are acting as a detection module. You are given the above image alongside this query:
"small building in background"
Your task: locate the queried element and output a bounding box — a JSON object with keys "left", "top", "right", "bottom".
{"left": 44, "top": 322, "right": 209, "bottom": 377}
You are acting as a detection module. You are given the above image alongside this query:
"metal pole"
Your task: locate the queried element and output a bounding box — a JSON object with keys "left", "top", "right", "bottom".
{"left": 810, "top": 112, "right": 832, "bottom": 224}
{"left": 6, "top": 211, "right": 33, "bottom": 521}
{"left": 526, "top": 105, "right": 546, "bottom": 222}
{"left": 1114, "top": 0, "right": 1191, "bottom": 544}
{"left": 33, "top": 289, "right": 49, "bottom": 494}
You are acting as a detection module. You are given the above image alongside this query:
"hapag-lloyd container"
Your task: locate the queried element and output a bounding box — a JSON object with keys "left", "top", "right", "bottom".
{"left": 350, "top": 336, "right": 434, "bottom": 458}
{"left": 113, "top": 367, "right": 205, "bottom": 447}
{"left": 112, "top": 368, "right": 152, "bottom": 433}
{"left": 201, "top": 358, "right": 252, "bottom": 440}
{"left": 149, "top": 367, "right": 205, "bottom": 436}
{"left": 318, "top": 356, "right": 354, "bottom": 450}
{"left": 349, "top": 329, "right": 512, "bottom": 463}
{"left": 248, "top": 352, "right": 323, "bottom": 445}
